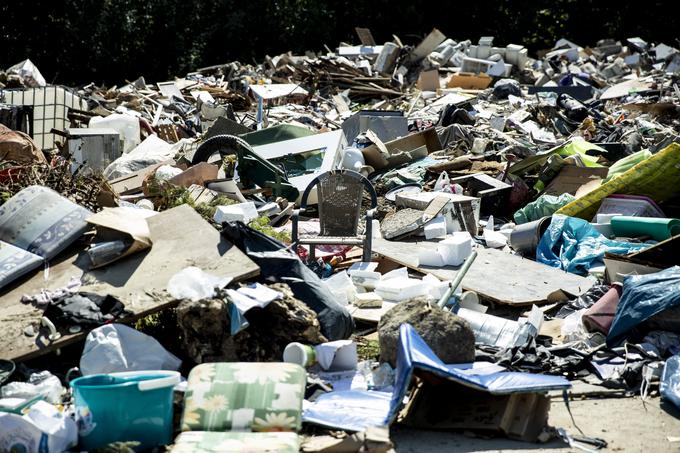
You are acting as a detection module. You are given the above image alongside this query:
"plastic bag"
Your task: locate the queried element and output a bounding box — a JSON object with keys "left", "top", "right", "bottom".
{"left": 536, "top": 215, "right": 649, "bottom": 275}
{"left": 513, "top": 193, "right": 576, "bottom": 225}
{"left": 661, "top": 355, "right": 680, "bottom": 410}
{"left": 606, "top": 266, "right": 680, "bottom": 347}
{"left": 434, "top": 171, "right": 452, "bottom": 193}
{"left": 167, "top": 266, "right": 232, "bottom": 302}
{"left": 324, "top": 271, "right": 357, "bottom": 306}
{"left": 0, "top": 401, "right": 77, "bottom": 453}
{"left": 80, "top": 323, "right": 181, "bottom": 375}
{"left": 1, "top": 371, "right": 63, "bottom": 404}
{"left": 221, "top": 221, "right": 354, "bottom": 340}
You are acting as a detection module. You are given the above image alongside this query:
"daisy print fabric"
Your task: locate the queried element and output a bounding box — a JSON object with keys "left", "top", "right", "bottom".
{"left": 180, "top": 362, "right": 306, "bottom": 432}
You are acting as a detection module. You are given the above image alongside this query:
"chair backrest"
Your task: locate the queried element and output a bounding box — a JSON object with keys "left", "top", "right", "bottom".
{"left": 304, "top": 170, "right": 376, "bottom": 237}
{"left": 180, "top": 362, "right": 306, "bottom": 433}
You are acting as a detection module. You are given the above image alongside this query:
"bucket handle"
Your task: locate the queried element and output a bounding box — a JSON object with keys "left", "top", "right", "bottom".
{"left": 137, "top": 373, "right": 180, "bottom": 392}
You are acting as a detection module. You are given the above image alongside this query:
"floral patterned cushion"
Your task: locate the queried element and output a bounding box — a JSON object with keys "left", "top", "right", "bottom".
{"left": 181, "top": 362, "right": 306, "bottom": 433}
{"left": 172, "top": 431, "right": 299, "bottom": 453}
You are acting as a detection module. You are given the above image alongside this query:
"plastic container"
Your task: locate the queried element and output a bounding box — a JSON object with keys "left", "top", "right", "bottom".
{"left": 610, "top": 216, "right": 680, "bottom": 241}
{"left": 90, "top": 113, "right": 141, "bottom": 153}
{"left": 509, "top": 216, "right": 551, "bottom": 256}
{"left": 70, "top": 371, "right": 180, "bottom": 451}
{"left": 283, "top": 342, "right": 317, "bottom": 368}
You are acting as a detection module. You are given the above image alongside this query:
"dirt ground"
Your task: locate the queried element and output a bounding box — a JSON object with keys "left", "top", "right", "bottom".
{"left": 391, "top": 384, "right": 680, "bottom": 452}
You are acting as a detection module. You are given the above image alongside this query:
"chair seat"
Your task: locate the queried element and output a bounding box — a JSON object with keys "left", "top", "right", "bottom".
{"left": 173, "top": 431, "right": 299, "bottom": 453}
{"left": 298, "top": 235, "right": 365, "bottom": 245}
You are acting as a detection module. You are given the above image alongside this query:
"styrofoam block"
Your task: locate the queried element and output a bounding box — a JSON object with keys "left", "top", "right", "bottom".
{"left": 351, "top": 275, "right": 381, "bottom": 291}
{"left": 324, "top": 270, "right": 357, "bottom": 306}
{"left": 348, "top": 261, "right": 379, "bottom": 277}
{"left": 596, "top": 213, "right": 621, "bottom": 224}
{"left": 382, "top": 267, "right": 409, "bottom": 281}
{"left": 438, "top": 232, "right": 472, "bottom": 266}
{"left": 375, "top": 278, "right": 428, "bottom": 302}
{"left": 424, "top": 215, "right": 447, "bottom": 240}
{"left": 417, "top": 248, "right": 445, "bottom": 267}
{"left": 213, "top": 202, "right": 258, "bottom": 224}
{"left": 354, "top": 292, "right": 383, "bottom": 308}
{"left": 422, "top": 274, "right": 450, "bottom": 299}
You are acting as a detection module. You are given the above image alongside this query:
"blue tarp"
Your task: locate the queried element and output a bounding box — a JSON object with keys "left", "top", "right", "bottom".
{"left": 303, "top": 323, "right": 571, "bottom": 431}
{"left": 536, "top": 215, "right": 649, "bottom": 275}
{"left": 607, "top": 266, "right": 680, "bottom": 347}
{"left": 661, "top": 355, "right": 680, "bottom": 410}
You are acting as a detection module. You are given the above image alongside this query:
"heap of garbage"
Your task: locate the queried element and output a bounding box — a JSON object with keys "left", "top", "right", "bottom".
{"left": 2, "top": 29, "right": 680, "bottom": 452}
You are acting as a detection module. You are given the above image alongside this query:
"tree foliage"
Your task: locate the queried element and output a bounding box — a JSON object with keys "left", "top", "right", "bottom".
{"left": 1, "top": 0, "right": 677, "bottom": 86}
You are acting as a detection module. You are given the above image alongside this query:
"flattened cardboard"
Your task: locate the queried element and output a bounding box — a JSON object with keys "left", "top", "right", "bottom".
{"left": 543, "top": 165, "right": 609, "bottom": 196}
{"left": 168, "top": 162, "right": 219, "bottom": 187}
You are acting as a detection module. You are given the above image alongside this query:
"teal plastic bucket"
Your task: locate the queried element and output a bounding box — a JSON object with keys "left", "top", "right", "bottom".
{"left": 70, "top": 371, "right": 180, "bottom": 451}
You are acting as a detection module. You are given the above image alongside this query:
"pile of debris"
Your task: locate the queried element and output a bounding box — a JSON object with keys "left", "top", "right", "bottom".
{"left": 2, "top": 28, "right": 680, "bottom": 452}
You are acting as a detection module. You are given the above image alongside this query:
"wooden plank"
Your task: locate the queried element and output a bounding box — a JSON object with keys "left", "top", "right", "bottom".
{"left": 0, "top": 205, "right": 259, "bottom": 362}
{"left": 372, "top": 238, "right": 593, "bottom": 306}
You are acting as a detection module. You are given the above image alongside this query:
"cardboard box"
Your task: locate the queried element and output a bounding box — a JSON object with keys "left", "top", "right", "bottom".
{"left": 417, "top": 69, "right": 440, "bottom": 92}
{"left": 361, "top": 128, "right": 442, "bottom": 170}
{"left": 543, "top": 165, "right": 609, "bottom": 196}
{"left": 446, "top": 72, "right": 492, "bottom": 90}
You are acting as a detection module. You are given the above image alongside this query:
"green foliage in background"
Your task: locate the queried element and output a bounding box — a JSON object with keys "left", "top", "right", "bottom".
{"left": 1, "top": 1, "right": 677, "bottom": 86}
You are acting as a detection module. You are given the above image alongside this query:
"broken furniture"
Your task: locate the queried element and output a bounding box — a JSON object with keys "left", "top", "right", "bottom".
{"left": 191, "top": 134, "right": 299, "bottom": 202}
{"left": 292, "top": 170, "right": 377, "bottom": 262}
{"left": 360, "top": 128, "right": 442, "bottom": 171}
{"left": 175, "top": 362, "right": 305, "bottom": 452}
{"left": 252, "top": 130, "right": 347, "bottom": 205}
{"left": 0, "top": 185, "right": 92, "bottom": 290}
{"left": 449, "top": 173, "right": 512, "bottom": 216}
{"left": 341, "top": 110, "right": 408, "bottom": 144}
{"left": 67, "top": 128, "right": 121, "bottom": 173}
{"left": 303, "top": 324, "right": 570, "bottom": 437}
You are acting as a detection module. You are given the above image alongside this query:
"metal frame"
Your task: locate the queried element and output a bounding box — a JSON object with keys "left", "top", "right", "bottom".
{"left": 0, "top": 85, "right": 87, "bottom": 150}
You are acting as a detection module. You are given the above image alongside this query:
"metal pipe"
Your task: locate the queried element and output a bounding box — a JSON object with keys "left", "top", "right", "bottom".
{"left": 436, "top": 250, "right": 478, "bottom": 308}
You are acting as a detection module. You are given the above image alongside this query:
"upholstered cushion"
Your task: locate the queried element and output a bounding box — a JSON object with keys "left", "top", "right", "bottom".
{"left": 181, "top": 362, "right": 306, "bottom": 433}
{"left": 0, "top": 241, "right": 42, "bottom": 289}
{"left": 0, "top": 185, "right": 92, "bottom": 259}
{"left": 173, "top": 431, "right": 299, "bottom": 453}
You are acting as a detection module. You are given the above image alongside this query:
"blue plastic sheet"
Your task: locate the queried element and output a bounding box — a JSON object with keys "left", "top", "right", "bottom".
{"left": 303, "top": 324, "right": 571, "bottom": 431}
{"left": 661, "top": 355, "right": 680, "bottom": 410}
{"left": 536, "top": 214, "right": 648, "bottom": 275}
{"left": 606, "top": 266, "right": 680, "bottom": 346}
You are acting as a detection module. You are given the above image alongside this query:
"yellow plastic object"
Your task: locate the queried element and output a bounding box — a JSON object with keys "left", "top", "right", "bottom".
{"left": 556, "top": 143, "right": 680, "bottom": 220}
{"left": 556, "top": 139, "right": 604, "bottom": 168}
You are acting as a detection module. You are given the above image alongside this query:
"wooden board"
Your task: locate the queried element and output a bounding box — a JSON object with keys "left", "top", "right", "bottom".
{"left": 0, "top": 205, "right": 259, "bottom": 362}
{"left": 372, "top": 238, "right": 593, "bottom": 306}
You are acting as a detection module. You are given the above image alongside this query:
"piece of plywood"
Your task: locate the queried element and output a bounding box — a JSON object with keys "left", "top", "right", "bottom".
{"left": 0, "top": 205, "right": 259, "bottom": 362}
{"left": 372, "top": 238, "right": 593, "bottom": 306}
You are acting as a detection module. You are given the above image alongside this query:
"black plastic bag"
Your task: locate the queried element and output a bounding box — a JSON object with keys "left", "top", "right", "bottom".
{"left": 221, "top": 221, "right": 354, "bottom": 340}
{"left": 44, "top": 292, "right": 127, "bottom": 327}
